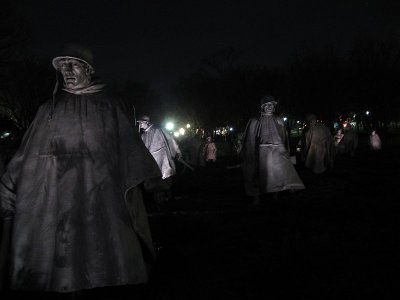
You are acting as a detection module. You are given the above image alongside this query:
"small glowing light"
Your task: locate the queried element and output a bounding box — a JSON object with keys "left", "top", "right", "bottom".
{"left": 229, "top": 127, "right": 233, "bottom": 131}
{"left": 0, "top": 132, "right": 11, "bottom": 139}
{"left": 366, "top": 111, "right": 370, "bottom": 115}
{"left": 297, "top": 121, "right": 300, "bottom": 124}
{"left": 165, "top": 122, "right": 174, "bottom": 131}
{"left": 179, "top": 128, "right": 185, "bottom": 135}
{"left": 173, "top": 131, "right": 180, "bottom": 137}
{"left": 283, "top": 117, "right": 288, "bottom": 122}
{"left": 186, "top": 123, "right": 191, "bottom": 128}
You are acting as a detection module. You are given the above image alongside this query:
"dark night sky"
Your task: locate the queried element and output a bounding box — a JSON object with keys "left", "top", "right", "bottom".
{"left": 12, "top": 0, "right": 400, "bottom": 97}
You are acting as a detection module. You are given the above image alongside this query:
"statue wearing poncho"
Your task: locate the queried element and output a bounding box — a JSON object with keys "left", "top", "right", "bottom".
{"left": 0, "top": 44, "right": 161, "bottom": 293}
{"left": 241, "top": 96, "right": 305, "bottom": 197}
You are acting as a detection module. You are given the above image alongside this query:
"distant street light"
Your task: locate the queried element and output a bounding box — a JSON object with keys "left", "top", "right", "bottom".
{"left": 365, "top": 111, "right": 370, "bottom": 115}
{"left": 165, "top": 122, "right": 174, "bottom": 131}
{"left": 0, "top": 132, "right": 11, "bottom": 139}
{"left": 186, "top": 123, "right": 191, "bottom": 128}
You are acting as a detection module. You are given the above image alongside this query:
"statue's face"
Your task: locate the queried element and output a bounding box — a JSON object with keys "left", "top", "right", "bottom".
{"left": 138, "top": 121, "right": 150, "bottom": 130}
{"left": 59, "top": 58, "right": 91, "bottom": 89}
{"left": 261, "top": 102, "right": 275, "bottom": 114}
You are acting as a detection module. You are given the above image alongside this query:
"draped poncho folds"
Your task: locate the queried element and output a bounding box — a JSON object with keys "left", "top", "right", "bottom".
{"left": 0, "top": 85, "right": 161, "bottom": 292}
{"left": 303, "top": 123, "right": 335, "bottom": 174}
{"left": 141, "top": 125, "right": 180, "bottom": 180}
{"left": 241, "top": 114, "right": 305, "bottom": 196}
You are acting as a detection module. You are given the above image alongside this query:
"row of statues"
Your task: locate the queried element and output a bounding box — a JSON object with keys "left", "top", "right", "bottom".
{"left": 0, "top": 43, "right": 383, "bottom": 296}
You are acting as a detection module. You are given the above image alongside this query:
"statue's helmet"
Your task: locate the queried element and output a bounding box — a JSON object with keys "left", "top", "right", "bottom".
{"left": 260, "top": 94, "right": 277, "bottom": 107}
{"left": 137, "top": 115, "right": 151, "bottom": 123}
{"left": 52, "top": 43, "right": 95, "bottom": 74}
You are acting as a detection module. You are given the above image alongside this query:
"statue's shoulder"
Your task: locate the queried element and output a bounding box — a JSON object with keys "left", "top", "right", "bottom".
{"left": 36, "top": 98, "right": 53, "bottom": 113}
{"left": 247, "top": 117, "right": 259, "bottom": 125}
{"left": 243, "top": 118, "right": 260, "bottom": 134}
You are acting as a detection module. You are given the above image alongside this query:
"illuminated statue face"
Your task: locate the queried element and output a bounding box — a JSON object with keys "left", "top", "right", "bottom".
{"left": 261, "top": 102, "right": 276, "bottom": 115}
{"left": 138, "top": 121, "right": 150, "bottom": 130}
{"left": 59, "top": 58, "right": 91, "bottom": 90}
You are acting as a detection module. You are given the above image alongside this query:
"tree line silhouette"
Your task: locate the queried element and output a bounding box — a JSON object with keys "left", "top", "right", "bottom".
{"left": 173, "top": 37, "right": 400, "bottom": 132}
{"left": 1, "top": 2, "right": 400, "bottom": 142}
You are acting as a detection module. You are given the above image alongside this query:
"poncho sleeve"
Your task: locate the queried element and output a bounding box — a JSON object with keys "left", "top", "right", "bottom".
{"left": 0, "top": 105, "right": 47, "bottom": 219}
{"left": 240, "top": 118, "right": 260, "bottom": 196}
{"left": 113, "top": 104, "right": 161, "bottom": 191}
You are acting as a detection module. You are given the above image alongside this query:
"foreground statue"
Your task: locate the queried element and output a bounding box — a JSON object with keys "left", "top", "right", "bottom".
{"left": 240, "top": 95, "right": 305, "bottom": 204}
{"left": 0, "top": 43, "right": 161, "bottom": 293}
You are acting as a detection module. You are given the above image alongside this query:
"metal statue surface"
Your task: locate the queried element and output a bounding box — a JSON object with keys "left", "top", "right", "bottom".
{"left": 369, "top": 130, "right": 382, "bottom": 151}
{"left": 0, "top": 43, "right": 161, "bottom": 293}
{"left": 138, "top": 116, "right": 181, "bottom": 180}
{"left": 137, "top": 116, "right": 182, "bottom": 208}
{"left": 240, "top": 95, "right": 305, "bottom": 203}
{"left": 302, "top": 114, "right": 335, "bottom": 174}
{"left": 202, "top": 136, "right": 217, "bottom": 165}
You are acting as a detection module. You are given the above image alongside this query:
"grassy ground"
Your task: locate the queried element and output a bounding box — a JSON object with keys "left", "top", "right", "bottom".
{"left": 2, "top": 133, "right": 400, "bottom": 299}
{"left": 141, "top": 142, "right": 399, "bottom": 299}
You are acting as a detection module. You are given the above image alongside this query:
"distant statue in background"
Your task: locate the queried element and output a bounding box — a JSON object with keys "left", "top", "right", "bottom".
{"left": 137, "top": 115, "right": 182, "bottom": 209}
{"left": 334, "top": 129, "right": 344, "bottom": 147}
{"left": 302, "top": 114, "right": 335, "bottom": 174}
{"left": 202, "top": 136, "right": 217, "bottom": 166}
{"left": 181, "top": 133, "right": 203, "bottom": 167}
{"left": 369, "top": 130, "right": 382, "bottom": 151}
{"left": 234, "top": 133, "right": 244, "bottom": 156}
{"left": 335, "top": 123, "right": 359, "bottom": 157}
{"left": 240, "top": 95, "right": 305, "bottom": 205}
